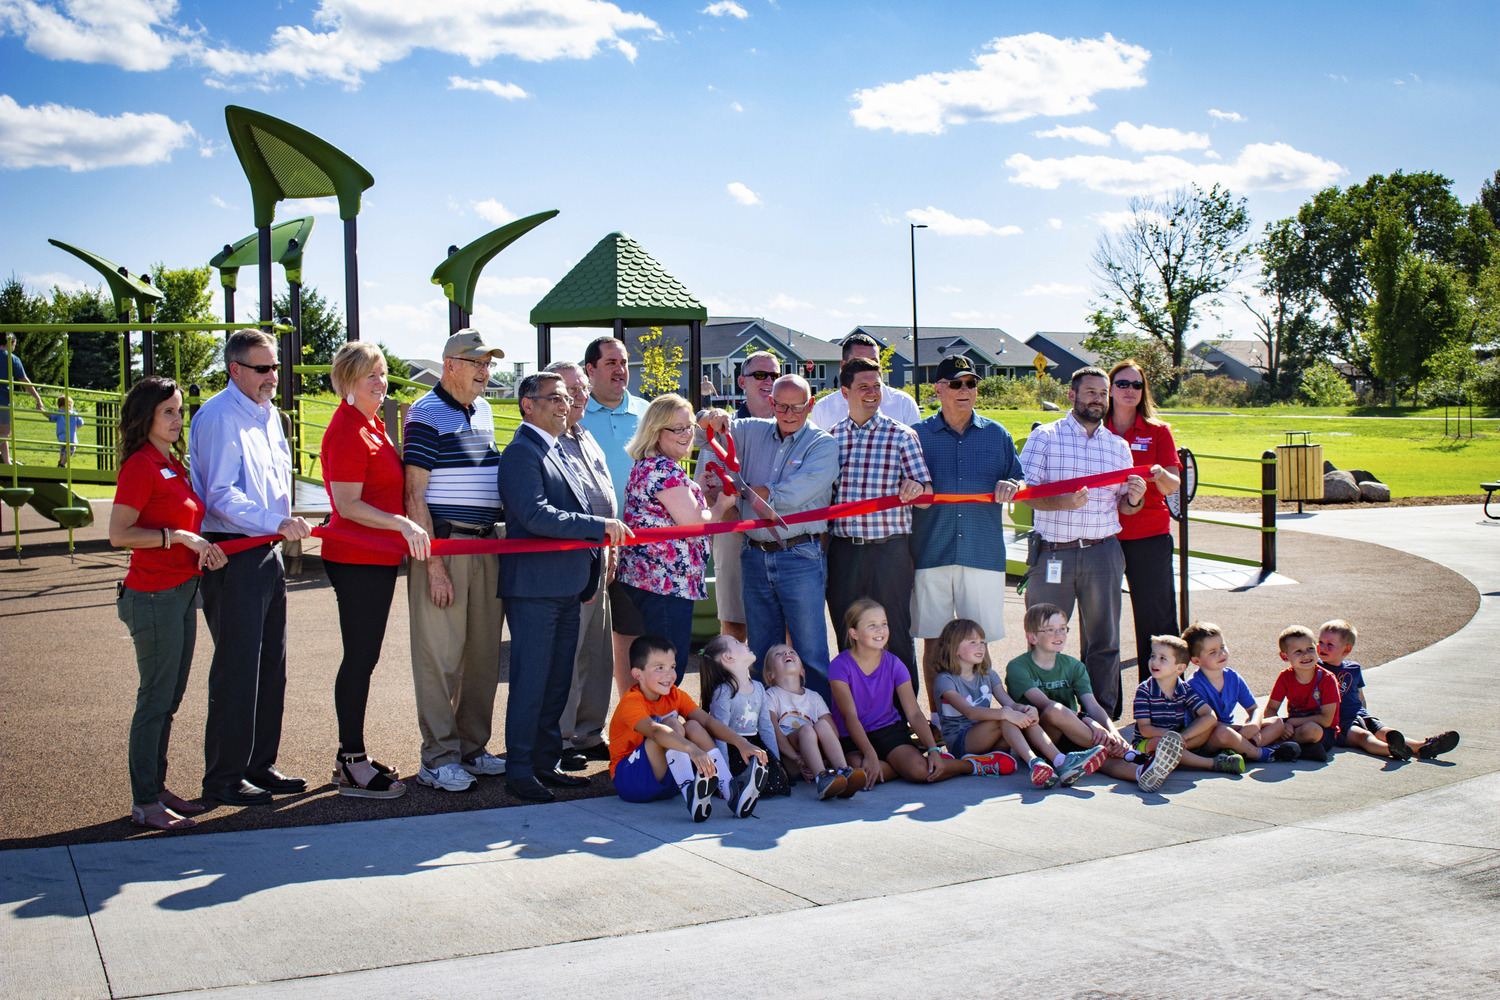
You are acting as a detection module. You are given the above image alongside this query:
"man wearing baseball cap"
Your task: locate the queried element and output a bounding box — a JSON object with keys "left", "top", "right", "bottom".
{"left": 401, "top": 329, "right": 509, "bottom": 792}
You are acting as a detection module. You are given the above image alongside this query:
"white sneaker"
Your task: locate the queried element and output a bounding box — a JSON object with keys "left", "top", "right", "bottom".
{"left": 417, "top": 762, "right": 476, "bottom": 792}
{"left": 460, "top": 752, "right": 507, "bottom": 776}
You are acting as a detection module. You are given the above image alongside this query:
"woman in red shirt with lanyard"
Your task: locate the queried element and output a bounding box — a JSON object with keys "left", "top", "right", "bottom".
{"left": 320, "top": 342, "right": 431, "bottom": 798}
{"left": 1106, "top": 360, "right": 1182, "bottom": 685}
{"left": 109, "top": 377, "right": 228, "bottom": 831}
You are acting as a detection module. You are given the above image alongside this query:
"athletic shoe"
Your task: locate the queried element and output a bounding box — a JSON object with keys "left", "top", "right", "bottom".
{"left": 1299, "top": 742, "right": 1329, "bottom": 763}
{"left": 416, "top": 762, "right": 476, "bottom": 792}
{"left": 1385, "top": 730, "right": 1413, "bottom": 761}
{"left": 838, "top": 767, "right": 864, "bottom": 796}
{"left": 1417, "top": 731, "right": 1460, "bottom": 760}
{"left": 1058, "top": 745, "right": 1107, "bottom": 786}
{"left": 962, "top": 751, "right": 1017, "bottom": 776}
{"left": 814, "top": 769, "right": 846, "bottom": 800}
{"left": 1213, "top": 752, "right": 1247, "bottom": 774}
{"left": 1137, "top": 731, "right": 1182, "bottom": 792}
{"left": 727, "top": 757, "right": 767, "bottom": 817}
{"left": 460, "top": 752, "right": 507, "bottom": 776}
{"left": 1029, "top": 757, "right": 1057, "bottom": 789}
{"left": 1270, "top": 741, "right": 1301, "bottom": 762}
{"left": 682, "top": 772, "right": 716, "bottom": 822}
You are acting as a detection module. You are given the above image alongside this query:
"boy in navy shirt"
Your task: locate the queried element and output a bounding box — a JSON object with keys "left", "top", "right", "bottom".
{"left": 1183, "top": 621, "right": 1300, "bottom": 764}
{"left": 1132, "top": 635, "right": 1247, "bottom": 773}
{"left": 1319, "top": 620, "right": 1459, "bottom": 761}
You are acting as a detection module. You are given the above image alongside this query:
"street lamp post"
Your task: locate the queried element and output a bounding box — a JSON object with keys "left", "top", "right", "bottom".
{"left": 910, "top": 222, "right": 927, "bottom": 400}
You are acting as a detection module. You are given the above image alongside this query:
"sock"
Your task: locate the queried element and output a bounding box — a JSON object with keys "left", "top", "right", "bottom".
{"left": 1259, "top": 747, "right": 1273, "bottom": 762}
{"left": 1122, "top": 749, "right": 1146, "bottom": 763}
{"left": 1052, "top": 753, "right": 1066, "bottom": 768}
{"left": 708, "top": 748, "right": 733, "bottom": 798}
{"left": 1135, "top": 763, "right": 1145, "bottom": 780}
{"left": 665, "top": 749, "right": 696, "bottom": 789}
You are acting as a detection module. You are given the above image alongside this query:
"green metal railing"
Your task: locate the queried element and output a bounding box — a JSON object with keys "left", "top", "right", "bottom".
{"left": 1174, "top": 448, "right": 1278, "bottom": 624}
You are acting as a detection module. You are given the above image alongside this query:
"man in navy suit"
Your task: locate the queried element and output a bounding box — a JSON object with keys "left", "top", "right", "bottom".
{"left": 498, "top": 372, "right": 632, "bottom": 801}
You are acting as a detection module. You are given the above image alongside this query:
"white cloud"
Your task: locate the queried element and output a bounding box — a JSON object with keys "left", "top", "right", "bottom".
{"left": 476, "top": 275, "right": 554, "bottom": 296}
{"left": 727, "top": 181, "right": 760, "bottom": 206}
{"left": 196, "top": 137, "right": 226, "bottom": 157}
{"left": 1203, "top": 149, "right": 1221, "bottom": 160}
{"left": 0, "top": 95, "right": 194, "bottom": 171}
{"left": 1094, "top": 209, "right": 1153, "bottom": 231}
{"left": 0, "top": 0, "right": 191, "bottom": 71}
{"left": 1022, "top": 282, "right": 1086, "bottom": 297}
{"left": 198, "top": 1, "right": 660, "bottom": 88}
{"left": 850, "top": 32, "right": 1149, "bottom": 134}
{"left": 1005, "top": 141, "right": 1345, "bottom": 195}
{"left": 824, "top": 308, "right": 852, "bottom": 319}
{"left": 1033, "top": 124, "right": 1112, "bottom": 146}
{"left": 1208, "top": 108, "right": 1244, "bottom": 122}
{"left": 730, "top": 101, "right": 743, "bottom": 112}
{"left": 701, "top": 1, "right": 747, "bottom": 17}
{"left": 936, "top": 285, "right": 962, "bottom": 293}
{"left": 949, "top": 310, "right": 988, "bottom": 321}
{"left": 282, "top": 196, "right": 341, "bottom": 216}
{"left": 1047, "top": 217, "right": 1063, "bottom": 229}
{"left": 845, "top": 294, "right": 866, "bottom": 305}
{"left": 906, "top": 206, "right": 1021, "bottom": 237}
{"left": 473, "top": 198, "right": 517, "bottom": 223}
{"left": 210, "top": 194, "right": 235, "bottom": 209}
{"left": 765, "top": 293, "right": 811, "bottom": 312}
{"left": 22, "top": 270, "right": 90, "bottom": 293}
{"left": 447, "top": 76, "right": 530, "bottom": 100}
{"left": 1113, "top": 121, "right": 1210, "bottom": 152}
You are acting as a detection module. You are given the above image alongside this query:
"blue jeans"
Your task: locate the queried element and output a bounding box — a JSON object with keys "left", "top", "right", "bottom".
{"left": 622, "top": 584, "right": 694, "bottom": 683}
{"left": 741, "top": 538, "right": 831, "bottom": 701}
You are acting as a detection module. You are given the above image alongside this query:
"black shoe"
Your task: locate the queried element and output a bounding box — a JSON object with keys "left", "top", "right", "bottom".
{"left": 1385, "top": 730, "right": 1413, "bottom": 761}
{"left": 577, "top": 742, "right": 611, "bottom": 762}
{"left": 244, "top": 769, "right": 307, "bottom": 794}
{"left": 558, "top": 753, "right": 589, "bottom": 772}
{"left": 202, "top": 780, "right": 274, "bottom": 807}
{"left": 536, "top": 768, "right": 590, "bottom": 788}
{"left": 1299, "top": 742, "right": 1329, "bottom": 763}
{"left": 1418, "top": 731, "right": 1460, "bottom": 759}
{"left": 505, "top": 776, "right": 555, "bottom": 802}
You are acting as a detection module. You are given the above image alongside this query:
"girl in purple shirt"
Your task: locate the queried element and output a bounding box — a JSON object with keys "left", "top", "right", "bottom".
{"left": 829, "top": 598, "right": 1012, "bottom": 790}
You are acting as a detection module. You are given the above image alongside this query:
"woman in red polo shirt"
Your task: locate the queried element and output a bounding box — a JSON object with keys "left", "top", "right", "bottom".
{"left": 1106, "top": 360, "right": 1182, "bottom": 685}
{"left": 320, "top": 342, "right": 430, "bottom": 799}
{"left": 109, "top": 376, "right": 228, "bottom": 831}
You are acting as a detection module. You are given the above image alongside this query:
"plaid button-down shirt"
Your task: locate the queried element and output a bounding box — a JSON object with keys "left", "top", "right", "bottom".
{"left": 1019, "top": 410, "right": 1133, "bottom": 542}
{"left": 829, "top": 411, "right": 932, "bottom": 538}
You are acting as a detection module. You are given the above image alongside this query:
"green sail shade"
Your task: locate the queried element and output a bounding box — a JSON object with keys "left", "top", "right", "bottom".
{"left": 224, "top": 106, "right": 374, "bottom": 226}
{"left": 432, "top": 210, "right": 559, "bottom": 315}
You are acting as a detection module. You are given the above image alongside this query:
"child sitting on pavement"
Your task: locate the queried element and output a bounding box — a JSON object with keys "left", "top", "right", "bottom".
{"left": 1264, "top": 626, "right": 1340, "bottom": 762}
{"left": 1319, "top": 619, "right": 1460, "bottom": 761}
{"left": 763, "top": 644, "right": 864, "bottom": 799}
{"left": 700, "top": 634, "right": 791, "bottom": 797}
{"left": 1132, "top": 635, "right": 1248, "bottom": 774}
{"left": 831, "top": 598, "right": 1013, "bottom": 791}
{"left": 1005, "top": 603, "right": 1177, "bottom": 791}
{"left": 1182, "top": 622, "right": 1301, "bottom": 764}
{"left": 608, "top": 635, "right": 769, "bottom": 822}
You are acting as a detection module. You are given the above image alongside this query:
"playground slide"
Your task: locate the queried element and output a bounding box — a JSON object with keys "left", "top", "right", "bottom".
{"left": 22, "top": 479, "right": 95, "bottom": 527}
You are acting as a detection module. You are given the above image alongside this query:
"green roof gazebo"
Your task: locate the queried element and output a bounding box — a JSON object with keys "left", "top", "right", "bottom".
{"left": 529, "top": 232, "right": 708, "bottom": 409}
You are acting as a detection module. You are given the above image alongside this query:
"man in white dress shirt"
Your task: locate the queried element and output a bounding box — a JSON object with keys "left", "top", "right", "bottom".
{"left": 810, "top": 332, "right": 921, "bottom": 429}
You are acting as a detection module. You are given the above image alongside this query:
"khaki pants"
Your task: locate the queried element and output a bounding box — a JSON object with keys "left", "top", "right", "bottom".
{"left": 408, "top": 552, "right": 503, "bottom": 769}
{"left": 560, "top": 557, "right": 612, "bottom": 750}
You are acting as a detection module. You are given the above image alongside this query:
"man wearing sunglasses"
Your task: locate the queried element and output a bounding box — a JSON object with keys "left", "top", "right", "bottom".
{"left": 190, "top": 330, "right": 313, "bottom": 806}
{"left": 810, "top": 332, "right": 921, "bottom": 430}
{"left": 912, "top": 356, "right": 1028, "bottom": 710}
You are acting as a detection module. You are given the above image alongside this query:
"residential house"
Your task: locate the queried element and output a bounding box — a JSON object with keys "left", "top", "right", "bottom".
{"left": 1191, "top": 341, "right": 1267, "bottom": 384}
{"left": 617, "top": 317, "right": 845, "bottom": 402}
{"left": 402, "top": 358, "right": 519, "bottom": 399}
{"left": 1026, "top": 332, "right": 1098, "bottom": 382}
{"left": 846, "top": 325, "right": 1040, "bottom": 386}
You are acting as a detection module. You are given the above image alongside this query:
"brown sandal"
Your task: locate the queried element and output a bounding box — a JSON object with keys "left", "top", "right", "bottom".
{"left": 131, "top": 805, "right": 196, "bottom": 831}
{"left": 337, "top": 752, "right": 406, "bottom": 799}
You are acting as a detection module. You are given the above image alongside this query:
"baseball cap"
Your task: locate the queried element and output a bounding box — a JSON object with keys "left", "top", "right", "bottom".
{"left": 934, "top": 356, "right": 978, "bottom": 382}
{"left": 442, "top": 329, "right": 505, "bottom": 360}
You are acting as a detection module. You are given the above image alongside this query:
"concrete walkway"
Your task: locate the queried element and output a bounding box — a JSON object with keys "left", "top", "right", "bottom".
{"left": 3, "top": 507, "right": 1497, "bottom": 999}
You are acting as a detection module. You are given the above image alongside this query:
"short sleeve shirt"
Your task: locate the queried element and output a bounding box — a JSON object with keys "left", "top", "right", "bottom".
{"left": 0, "top": 351, "right": 28, "bottom": 407}
{"left": 934, "top": 669, "right": 1003, "bottom": 745}
{"left": 1005, "top": 651, "right": 1092, "bottom": 710}
{"left": 1269, "top": 667, "right": 1342, "bottom": 734}
{"left": 1108, "top": 413, "right": 1177, "bottom": 540}
{"left": 321, "top": 401, "right": 405, "bottom": 566}
{"left": 114, "top": 446, "right": 206, "bottom": 592}
{"left": 608, "top": 684, "right": 700, "bottom": 777}
{"left": 1324, "top": 659, "right": 1367, "bottom": 731}
{"left": 828, "top": 650, "right": 907, "bottom": 736}
{"left": 912, "top": 412, "right": 1024, "bottom": 572}
{"left": 617, "top": 455, "right": 711, "bottom": 600}
{"left": 1188, "top": 668, "right": 1258, "bottom": 724}
{"left": 1133, "top": 677, "right": 1208, "bottom": 731}
{"left": 401, "top": 385, "right": 502, "bottom": 525}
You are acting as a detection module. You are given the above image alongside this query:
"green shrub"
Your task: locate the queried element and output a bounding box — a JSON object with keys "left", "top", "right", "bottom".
{"left": 1299, "top": 359, "right": 1356, "bottom": 406}
{"left": 1173, "top": 373, "right": 1252, "bottom": 408}
{"left": 974, "top": 374, "right": 1067, "bottom": 409}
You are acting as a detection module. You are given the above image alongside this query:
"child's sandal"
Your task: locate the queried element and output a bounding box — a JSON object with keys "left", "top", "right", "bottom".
{"left": 337, "top": 752, "right": 407, "bottom": 799}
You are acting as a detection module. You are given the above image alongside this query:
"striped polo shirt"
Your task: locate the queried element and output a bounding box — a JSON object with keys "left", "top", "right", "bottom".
{"left": 401, "top": 384, "right": 503, "bottom": 525}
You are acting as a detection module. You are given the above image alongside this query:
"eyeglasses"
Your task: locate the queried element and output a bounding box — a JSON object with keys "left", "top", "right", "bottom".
{"left": 772, "top": 400, "right": 809, "bottom": 414}
{"left": 236, "top": 362, "right": 280, "bottom": 374}
{"left": 1113, "top": 379, "right": 1145, "bottom": 391}
{"left": 743, "top": 370, "right": 778, "bottom": 382}
{"left": 527, "top": 393, "right": 571, "bottom": 405}
{"left": 663, "top": 424, "right": 694, "bottom": 436}
{"left": 1036, "top": 626, "right": 1071, "bottom": 636}
{"left": 944, "top": 378, "right": 978, "bottom": 390}
{"left": 454, "top": 356, "right": 496, "bottom": 372}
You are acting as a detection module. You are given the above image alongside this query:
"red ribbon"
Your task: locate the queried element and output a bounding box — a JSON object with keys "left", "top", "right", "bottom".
{"left": 215, "top": 466, "right": 1135, "bottom": 558}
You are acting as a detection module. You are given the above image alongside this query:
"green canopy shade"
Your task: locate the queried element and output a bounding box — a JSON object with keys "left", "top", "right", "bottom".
{"left": 432, "top": 210, "right": 559, "bottom": 315}
{"left": 224, "top": 107, "right": 373, "bottom": 227}
{"left": 211, "top": 216, "right": 316, "bottom": 288}
{"left": 47, "top": 239, "right": 163, "bottom": 316}
{"left": 529, "top": 232, "right": 707, "bottom": 328}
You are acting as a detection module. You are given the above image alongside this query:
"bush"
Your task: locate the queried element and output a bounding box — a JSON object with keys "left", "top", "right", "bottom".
{"left": 1470, "top": 358, "right": 1500, "bottom": 406}
{"left": 975, "top": 374, "right": 1067, "bottom": 409}
{"left": 1299, "top": 359, "right": 1355, "bottom": 406}
{"left": 1171, "top": 374, "right": 1252, "bottom": 408}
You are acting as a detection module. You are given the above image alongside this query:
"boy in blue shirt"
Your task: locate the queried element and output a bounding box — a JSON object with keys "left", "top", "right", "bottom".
{"left": 1183, "top": 621, "right": 1300, "bottom": 764}
{"left": 1132, "top": 635, "right": 1246, "bottom": 773}
{"left": 1319, "top": 620, "right": 1459, "bottom": 761}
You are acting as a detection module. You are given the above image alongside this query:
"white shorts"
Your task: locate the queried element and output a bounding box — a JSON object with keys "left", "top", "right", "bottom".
{"left": 910, "top": 565, "right": 1008, "bottom": 640}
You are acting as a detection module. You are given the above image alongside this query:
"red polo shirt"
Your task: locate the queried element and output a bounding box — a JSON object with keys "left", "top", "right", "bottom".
{"left": 115, "top": 445, "right": 206, "bottom": 591}
{"left": 1109, "top": 412, "right": 1177, "bottom": 541}
{"left": 320, "top": 401, "right": 405, "bottom": 566}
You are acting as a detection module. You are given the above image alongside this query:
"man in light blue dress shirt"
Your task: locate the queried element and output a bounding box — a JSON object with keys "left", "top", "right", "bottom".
{"left": 189, "top": 330, "right": 313, "bottom": 807}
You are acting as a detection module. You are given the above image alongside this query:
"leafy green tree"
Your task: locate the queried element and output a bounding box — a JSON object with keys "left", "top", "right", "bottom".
{"left": 47, "top": 286, "right": 118, "bottom": 390}
{"left": 274, "top": 284, "right": 344, "bottom": 392}
{"left": 1089, "top": 183, "right": 1251, "bottom": 386}
{"left": 0, "top": 275, "right": 64, "bottom": 385}
{"left": 1082, "top": 312, "right": 1179, "bottom": 392}
{"left": 148, "top": 263, "right": 221, "bottom": 385}
{"left": 1241, "top": 218, "right": 1329, "bottom": 398}
{"left": 636, "top": 326, "right": 684, "bottom": 398}
{"left": 1480, "top": 169, "right": 1500, "bottom": 231}
{"left": 1298, "top": 358, "right": 1355, "bottom": 406}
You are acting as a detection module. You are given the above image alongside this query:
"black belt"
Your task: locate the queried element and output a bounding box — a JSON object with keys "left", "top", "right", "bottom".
{"left": 746, "top": 532, "right": 823, "bottom": 552}
{"left": 835, "top": 533, "right": 904, "bottom": 547}
{"left": 447, "top": 522, "right": 494, "bottom": 537}
{"left": 1039, "top": 536, "right": 1110, "bottom": 551}
{"left": 203, "top": 531, "right": 277, "bottom": 547}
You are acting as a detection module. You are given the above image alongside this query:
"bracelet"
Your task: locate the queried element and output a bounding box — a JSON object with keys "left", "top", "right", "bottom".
{"left": 161, "top": 528, "right": 170, "bottom": 549}
{"left": 924, "top": 745, "right": 941, "bottom": 755}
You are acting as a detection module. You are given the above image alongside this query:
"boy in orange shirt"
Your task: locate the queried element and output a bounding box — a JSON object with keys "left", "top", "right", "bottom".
{"left": 609, "top": 635, "right": 770, "bottom": 821}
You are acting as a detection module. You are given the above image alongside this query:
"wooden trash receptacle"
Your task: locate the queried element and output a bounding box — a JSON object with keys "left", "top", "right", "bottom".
{"left": 1276, "top": 431, "right": 1324, "bottom": 506}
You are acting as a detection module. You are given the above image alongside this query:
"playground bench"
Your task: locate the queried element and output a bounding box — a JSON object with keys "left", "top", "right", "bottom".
{"left": 1484, "top": 481, "right": 1499, "bottom": 520}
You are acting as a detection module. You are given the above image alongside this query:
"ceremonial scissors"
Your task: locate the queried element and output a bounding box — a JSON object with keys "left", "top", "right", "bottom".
{"left": 705, "top": 426, "right": 793, "bottom": 545}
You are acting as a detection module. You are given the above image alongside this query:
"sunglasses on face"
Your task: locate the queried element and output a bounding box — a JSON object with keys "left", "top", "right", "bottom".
{"left": 1113, "top": 379, "right": 1144, "bottom": 391}
{"left": 944, "top": 378, "right": 978, "bottom": 390}
{"left": 743, "top": 370, "right": 778, "bottom": 382}
{"left": 238, "top": 363, "right": 280, "bottom": 374}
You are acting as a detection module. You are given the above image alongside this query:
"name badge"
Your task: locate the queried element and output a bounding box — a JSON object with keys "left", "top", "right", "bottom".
{"left": 1132, "top": 437, "right": 1151, "bottom": 451}
{"left": 160, "top": 468, "right": 177, "bottom": 480}
{"left": 1045, "top": 558, "right": 1063, "bottom": 584}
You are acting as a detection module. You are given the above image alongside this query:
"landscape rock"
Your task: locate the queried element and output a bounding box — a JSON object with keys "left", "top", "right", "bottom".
{"left": 1323, "top": 459, "right": 1339, "bottom": 473}
{"left": 1041, "top": 400, "right": 1061, "bottom": 411}
{"left": 1348, "top": 469, "right": 1379, "bottom": 485}
{"left": 1359, "top": 480, "right": 1391, "bottom": 502}
{"left": 1319, "top": 470, "right": 1361, "bottom": 503}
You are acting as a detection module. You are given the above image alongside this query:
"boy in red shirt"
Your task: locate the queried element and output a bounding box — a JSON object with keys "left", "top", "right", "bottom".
{"left": 1264, "top": 626, "right": 1340, "bottom": 762}
{"left": 609, "top": 635, "right": 770, "bottom": 822}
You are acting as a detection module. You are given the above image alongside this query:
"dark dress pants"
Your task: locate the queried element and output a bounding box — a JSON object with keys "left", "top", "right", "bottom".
{"left": 200, "top": 541, "right": 288, "bottom": 793}
{"left": 504, "top": 593, "right": 583, "bottom": 781}
{"left": 826, "top": 534, "right": 919, "bottom": 692}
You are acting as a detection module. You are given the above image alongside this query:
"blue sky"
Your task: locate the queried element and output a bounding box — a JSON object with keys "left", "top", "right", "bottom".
{"left": 2, "top": 1, "right": 1495, "bottom": 368}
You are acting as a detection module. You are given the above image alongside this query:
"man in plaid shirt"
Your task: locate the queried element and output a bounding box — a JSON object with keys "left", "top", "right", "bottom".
{"left": 1020, "top": 367, "right": 1147, "bottom": 719}
{"left": 826, "top": 357, "right": 932, "bottom": 687}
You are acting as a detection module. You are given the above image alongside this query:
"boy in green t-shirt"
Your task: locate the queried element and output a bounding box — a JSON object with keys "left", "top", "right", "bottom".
{"left": 1005, "top": 604, "right": 1181, "bottom": 792}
